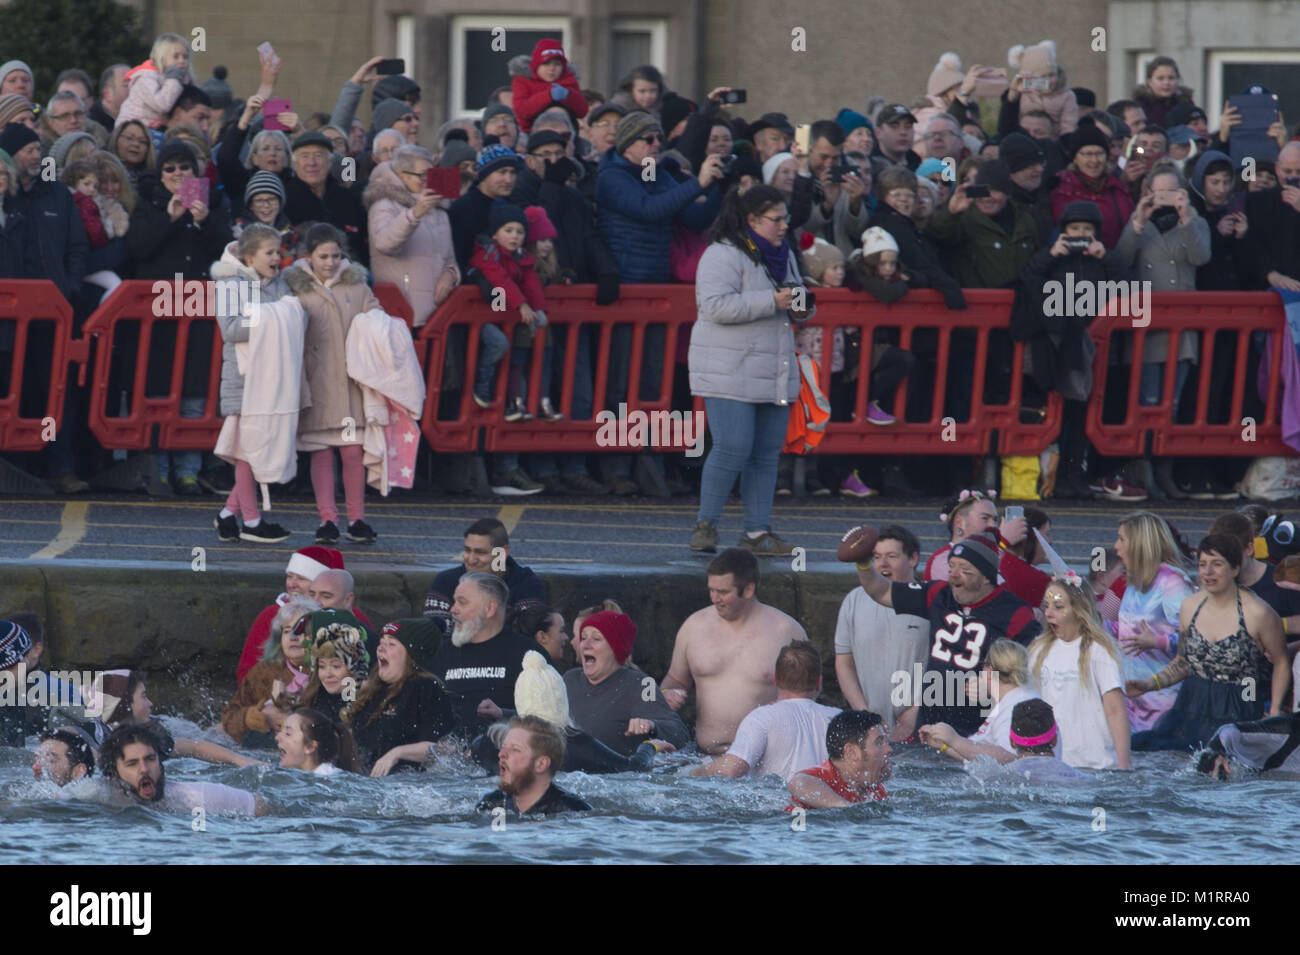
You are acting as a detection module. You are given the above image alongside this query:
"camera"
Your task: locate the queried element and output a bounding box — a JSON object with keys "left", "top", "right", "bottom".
{"left": 780, "top": 281, "right": 815, "bottom": 315}
{"left": 1063, "top": 236, "right": 1093, "bottom": 251}
{"left": 1286, "top": 176, "right": 1300, "bottom": 188}
{"left": 965, "top": 183, "right": 991, "bottom": 199}
{"left": 718, "top": 153, "right": 738, "bottom": 176}
{"left": 829, "top": 155, "right": 855, "bottom": 184}
{"left": 720, "top": 89, "right": 747, "bottom": 104}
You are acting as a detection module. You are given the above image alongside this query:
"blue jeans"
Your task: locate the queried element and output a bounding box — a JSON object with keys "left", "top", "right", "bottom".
{"left": 156, "top": 396, "right": 204, "bottom": 481}
{"left": 1139, "top": 359, "right": 1192, "bottom": 409}
{"left": 473, "top": 324, "right": 509, "bottom": 401}
{"left": 697, "top": 398, "right": 791, "bottom": 533}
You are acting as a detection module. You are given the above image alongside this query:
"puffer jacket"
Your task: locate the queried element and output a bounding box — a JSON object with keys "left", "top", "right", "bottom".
{"left": 1051, "top": 169, "right": 1135, "bottom": 250}
{"left": 363, "top": 161, "right": 459, "bottom": 327}
{"left": 284, "top": 258, "right": 379, "bottom": 445}
{"left": 595, "top": 147, "right": 711, "bottom": 282}
{"left": 211, "top": 241, "right": 293, "bottom": 416}
{"left": 1114, "top": 212, "right": 1211, "bottom": 364}
{"left": 688, "top": 239, "right": 808, "bottom": 405}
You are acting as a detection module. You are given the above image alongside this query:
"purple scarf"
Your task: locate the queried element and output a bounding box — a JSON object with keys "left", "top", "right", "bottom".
{"left": 746, "top": 227, "right": 789, "bottom": 283}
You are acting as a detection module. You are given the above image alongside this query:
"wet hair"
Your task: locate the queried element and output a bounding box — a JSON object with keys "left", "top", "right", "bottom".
{"left": 465, "top": 517, "right": 509, "bottom": 548}
{"left": 98, "top": 722, "right": 165, "bottom": 779}
{"left": 708, "top": 183, "right": 788, "bottom": 248}
{"left": 304, "top": 222, "right": 348, "bottom": 257}
{"left": 461, "top": 571, "right": 510, "bottom": 615}
{"left": 509, "top": 714, "right": 566, "bottom": 775}
{"left": 1009, "top": 698, "right": 1057, "bottom": 755}
{"left": 826, "top": 710, "right": 883, "bottom": 760}
{"left": 41, "top": 728, "right": 95, "bottom": 777}
{"left": 291, "top": 708, "right": 361, "bottom": 773}
{"left": 876, "top": 524, "right": 921, "bottom": 560}
{"left": 1209, "top": 513, "right": 1254, "bottom": 552}
{"left": 105, "top": 670, "right": 146, "bottom": 726}
{"left": 1145, "top": 55, "right": 1181, "bottom": 81}
{"left": 985, "top": 638, "right": 1029, "bottom": 686}
{"left": 1198, "top": 533, "right": 1243, "bottom": 571}
{"left": 809, "top": 119, "right": 845, "bottom": 148}
{"left": 706, "top": 547, "right": 760, "bottom": 594}
{"left": 774, "top": 641, "right": 821, "bottom": 693}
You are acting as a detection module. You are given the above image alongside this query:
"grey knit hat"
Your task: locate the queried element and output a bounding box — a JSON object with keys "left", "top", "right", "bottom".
{"left": 950, "top": 533, "right": 1001, "bottom": 584}
{"left": 372, "top": 98, "right": 410, "bottom": 133}
{"left": 437, "top": 140, "right": 477, "bottom": 168}
{"left": 245, "top": 169, "right": 286, "bottom": 206}
{"left": 614, "top": 111, "right": 663, "bottom": 155}
{"left": 49, "top": 131, "right": 96, "bottom": 173}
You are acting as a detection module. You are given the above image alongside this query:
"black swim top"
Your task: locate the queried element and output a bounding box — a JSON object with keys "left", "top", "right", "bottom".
{"left": 1184, "top": 589, "right": 1263, "bottom": 684}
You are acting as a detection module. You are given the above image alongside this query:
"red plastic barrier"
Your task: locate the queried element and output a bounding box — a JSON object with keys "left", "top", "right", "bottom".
{"left": 416, "top": 285, "right": 1060, "bottom": 456}
{"left": 1086, "top": 292, "right": 1292, "bottom": 457}
{"left": 0, "top": 281, "right": 76, "bottom": 450}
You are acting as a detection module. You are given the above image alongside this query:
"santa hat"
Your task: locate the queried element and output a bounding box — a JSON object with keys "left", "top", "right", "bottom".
{"left": 286, "top": 546, "right": 345, "bottom": 581}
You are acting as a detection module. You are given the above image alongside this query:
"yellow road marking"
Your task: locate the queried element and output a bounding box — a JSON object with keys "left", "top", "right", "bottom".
{"left": 496, "top": 505, "right": 526, "bottom": 535}
{"left": 29, "top": 502, "right": 89, "bottom": 559}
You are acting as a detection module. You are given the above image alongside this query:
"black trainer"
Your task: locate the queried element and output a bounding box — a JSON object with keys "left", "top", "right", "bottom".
{"left": 214, "top": 512, "right": 239, "bottom": 542}
{"left": 347, "top": 519, "right": 378, "bottom": 543}
{"left": 241, "top": 521, "right": 291, "bottom": 544}
{"left": 316, "top": 521, "right": 340, "bottom": 543}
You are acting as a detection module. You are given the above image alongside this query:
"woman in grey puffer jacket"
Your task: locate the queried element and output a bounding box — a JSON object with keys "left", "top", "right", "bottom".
{"left": 211, "top": 224, "right": 294, "bottom": 544}
{"left": 688, "top": 184, "right": 814, "bottom": 555}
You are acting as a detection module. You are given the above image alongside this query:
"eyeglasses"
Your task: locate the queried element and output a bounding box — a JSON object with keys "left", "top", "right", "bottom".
{"left": 249, "top": 195, "right": 279, "bottom": 204}
{"left": 590, "top": 120, "right": 616, "bottom": 129}
{"left": 639, "top": 135, "right": 661, "bottom": 144}
{"left": 160, "top": 163, "right": 193, "bottom": 173}
{"left": 51, "top": 110, "right": 86, "bottom": 122}
{"left": 1076, "top": 148, "right": 1106, "bottom": 160}
{"left": 886, "top": 189, "right": 915, "bottom": 200}
{"left": 399, "top": 115, "right": 416, "bottom": 124}
{"left": 119, "top": 134, "right": 149, "bottom": 146}
{"left": 757, "top": 213, "right": 787, "bottom": 225}
{"left": 531, "top": 149, "right": 566, "bottom": 161}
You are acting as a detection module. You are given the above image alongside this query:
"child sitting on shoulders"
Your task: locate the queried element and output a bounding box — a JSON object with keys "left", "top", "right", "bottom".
{"left": 117, "top": 33, "right": 193, "bottom": 132}
{"left": 511, "top": 39, "right": 589, "bottom": 134}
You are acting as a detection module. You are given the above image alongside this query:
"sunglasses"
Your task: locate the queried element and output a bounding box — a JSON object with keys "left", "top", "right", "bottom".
{"left": 161, "top": 163, "right": 193, "bottom": 173}
{"left": 639, "top": 134, "right": 661, "bottom": 144}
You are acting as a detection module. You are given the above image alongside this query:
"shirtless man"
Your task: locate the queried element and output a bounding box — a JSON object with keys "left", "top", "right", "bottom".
{"left": 662, "top": 548, "right": 808, "bottom": 754}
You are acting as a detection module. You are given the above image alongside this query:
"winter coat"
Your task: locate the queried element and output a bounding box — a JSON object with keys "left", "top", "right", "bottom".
{"left": 221, "top": 658, "right": 297, "bottom": 744}
{"left": 1051, "top": 169, "right": 1135, "bottom": 250}
{"left": 363, "top": 161, "right": 459, "bottom": 327}
{"left": 5, "top": 177, "right": 90, "bottom": 304}
{"left": 511, "top": 71, "right": 587, "bottom": 134}
{"left": 595, "top": 147, "right": 714, "bottom": 283}
{"left": 689, "top": 238, "right": 807, "bottom": 404}
{"left": 470, "top": 239, "right": 547, "bottom": 313}
{"left": 284, "top": 258, "right": 379, "bottom": 446}
{"left": 865, "top": 203, "right": 961, "bottom": 295}
{"left": 1113, "top": 213, "right": 1211, "bottom": 364}
{"left": 509, "top": 164, "right": 618, "bottom": 283}
{"left": 93, "top": 194, "right": 130, "bottom": 239}
{"left": 1243, "top": 188, "right": 1300, "bottom": 290}
{"left": 1132, "top": 84, "right": 1196, "bottom": 130}
{"left": 283, "top": 174, "right": 368, "bottom": 266}
{"left": 72, "top": 191, "right": 108, "bottom": 248}
{"left": 1189, "top": 151, "right": 1248, "bottom": 291}
{"left": 448, "top": 186, "right": 498, "bottom": 273}
{"left": 790, "top": 174, "right": 873, "bottom": 258}
{"left": 211, "top": 241, "right": 293, "bottom": 416}
{"left": 116, "top": 61, "right": 184, "bottom": 130}
{"left": 926, "top": 201, "right": 1040, "bottom": 289}
{"left": 1012, "top": 70, "right": 1079, "bottom": 135}
{"left": 126, "top": 171, "right": 231, "bottom": 280}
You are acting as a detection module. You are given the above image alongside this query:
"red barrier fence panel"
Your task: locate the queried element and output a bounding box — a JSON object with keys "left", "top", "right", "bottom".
{"left": 1086, "top": 291, "right": 1292, "bottom": 457}
{"left": 81, "top": 280, "right": 224, "bottom": 451}
{"left": 0, "top": 281, "right": 75, "bottom": 451}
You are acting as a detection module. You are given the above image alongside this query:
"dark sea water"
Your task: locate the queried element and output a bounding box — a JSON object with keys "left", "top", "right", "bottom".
{"left": 2, "top": 716, "right": 1296, "bottom": 864}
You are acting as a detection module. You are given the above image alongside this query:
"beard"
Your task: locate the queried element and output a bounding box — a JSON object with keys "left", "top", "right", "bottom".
{"left": 451, "top": 614, "right": 485, "bottom": 647}
{"left": 500, "top": 763, "right": 536, "bottom": 796}
{"left": 118, "top": 770, "right": 165, "bottom": 803}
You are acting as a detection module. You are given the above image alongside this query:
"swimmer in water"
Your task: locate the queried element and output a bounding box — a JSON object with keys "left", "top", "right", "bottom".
{"left": 96, "top": 723, "right": 267, "bottom": 816}
{"left": 1001, "top": 699, "right": 1090, "bottom": 782}
{"left": 477, "top": 715, "right": 592, "bottom": 816}
{"left": 32, "top": 728, "right": 96, "bottom": 786}
{"left": 787, "top": 710, "right": 891, "bottom": 810}
{"left": 276, "top": 708, "right": 360, "bottom": 774}
{"left": 1197, "top": 712, "right": 1300, "bottom": 779}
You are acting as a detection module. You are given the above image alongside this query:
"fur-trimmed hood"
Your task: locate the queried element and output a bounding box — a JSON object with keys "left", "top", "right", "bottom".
{"left": 361, "top": 161, "right": 414, "bottom": 211}
{"left": 1133, "top": 84, "right": 1196, "bottom": 108}
{"left": 284, "top": 258, "right": 368, "bottom": 294}
{"left": 211, "top": 241, "right": 260, "bottom": 281}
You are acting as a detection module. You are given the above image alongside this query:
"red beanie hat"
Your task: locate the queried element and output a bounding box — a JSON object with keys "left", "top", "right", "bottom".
{"left": 285, "top": 545, "right": 344, "bottom": 580}
{"left": 583, "top": 610, "right": 637, "bottom": 665}
{"left": 530, "top": 38, "right": 567, "bottom": 75}
{"left": 525, "top": 205, "right": 557, "bottom": 243}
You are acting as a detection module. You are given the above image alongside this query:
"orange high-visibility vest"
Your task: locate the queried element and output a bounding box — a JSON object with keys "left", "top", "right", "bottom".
{"left": 784, "top": 352, "right": 831, "bottom": 454}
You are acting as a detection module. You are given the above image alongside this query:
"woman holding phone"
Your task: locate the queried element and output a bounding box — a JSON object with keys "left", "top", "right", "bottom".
{"left": 362, "top": 144, "right": 459, "bottom": 328}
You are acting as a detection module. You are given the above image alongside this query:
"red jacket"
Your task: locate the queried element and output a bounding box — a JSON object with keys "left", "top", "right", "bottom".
{"left": 1050, "top": 169, "right": 1135, "bottom": 250}
{"left": 511, "top": 39, "right": 588, "bottom": 133}
{"left": 236, "top": 598, "right": 373, "bottom": 683}
{"left": 72, "top": 191, "right": 108, "bottom": 248}
{"left": 470, "top": 240, "right": 547, "bottom": 313}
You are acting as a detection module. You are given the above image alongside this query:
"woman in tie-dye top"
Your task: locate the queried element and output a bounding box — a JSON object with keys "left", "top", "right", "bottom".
{"left": 1111, "top": 512, "right": 1194, "bottom": 731}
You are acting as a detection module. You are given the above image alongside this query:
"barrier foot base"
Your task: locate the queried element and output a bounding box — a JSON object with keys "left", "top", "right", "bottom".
{"left": 90, "top": 453, "right": 158, "bottom": 493}
{"left": 0, "top": 456, "right": 55, "bottom": 496}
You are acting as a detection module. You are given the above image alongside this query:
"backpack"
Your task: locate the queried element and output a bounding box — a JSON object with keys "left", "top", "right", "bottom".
{"left": 784, "top": 352, "right": 832, "bottom": 454}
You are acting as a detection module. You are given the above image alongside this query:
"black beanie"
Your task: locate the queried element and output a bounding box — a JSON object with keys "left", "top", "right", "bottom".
{"left": 1065, "top": 119, "right": 1111, "bottom": 163}
{"left": 950, "top": 533, "right": 1000, "bottom": 584}
{"left": 156, "top": 139, "right": 197, "bottom": 170}
{"left": 974, "top": 158, "right": 1014, "bottom": 195}
{"left": 0, "top": 121, "right": 39, "bottom": 157}
{"left": 1058, "top": 200, "right": 1102, "bottom": 229}
{"left": 660, "top": 92, "right": 697, "bottom": 135}
{"left": 998, "top": 132, "right": 1045, "bottom": 173}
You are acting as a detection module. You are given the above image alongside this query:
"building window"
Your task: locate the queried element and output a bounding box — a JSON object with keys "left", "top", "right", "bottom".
{"left": 1206, "top": 50, "right": 1300, "bottom": 133}
{"left": 395, "top": 15, "right": 416, "bottom": 80}
{"left": 449, "top": 14, "right": 569, "bottom": 118}
{"left": 610, "top": 18, "right": 667, "bottom": 93}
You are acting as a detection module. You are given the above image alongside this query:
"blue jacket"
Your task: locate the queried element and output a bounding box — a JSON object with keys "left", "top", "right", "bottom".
{"left": 595, "top": 148, "right": 718, "bottom": 283}
{"left": 6, "top": 178, "right": 88, "bottom": 303}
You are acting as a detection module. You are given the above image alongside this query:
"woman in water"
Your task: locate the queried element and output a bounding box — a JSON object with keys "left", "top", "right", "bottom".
{"left": 1030, "top": 574, "right": 1131, "bottom": 769}
{"left": 918, "top": 639, "right": 1040, "bottom": 764}
{"left": 275, "top": 708, "right": 360, "bottom": 774}
{"left": 1112, "top": 511, "right": 1195, "bottom": 731}
{"left": 221, "top": 596, "right": 319, "bottom": 746}
{"left": 1002, "top": 699, "right": 1091, "bottom": 782}
{"left": 1128, "top": 534, "right": 1289, "bottom": 751}
{"left": 295, "top": 609, "right": 372, "bottom": 722}
{"left": 344, "top": 619, "right": 455, "bottom": 776}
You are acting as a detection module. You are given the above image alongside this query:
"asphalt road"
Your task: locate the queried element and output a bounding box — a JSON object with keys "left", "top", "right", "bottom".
{"left": 0, "top": 488, "right": 1237, "bottom": 573}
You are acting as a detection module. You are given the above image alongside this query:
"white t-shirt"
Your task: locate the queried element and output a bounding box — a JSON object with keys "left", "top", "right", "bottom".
{"left": 968, "top": 684, "right": 1040, "bottom": 754}
{"left": 312, "top": 762, "right": 342, "bottom": 776}
{"left": 726, "top": 697, "right": 841, "bottom": 782}
{"left": 833, "top": 587, "right": 929, "bottom": 725}
{"left": 1035, "top": 637, "right": 1124, "bottom": 769}
{"left": 166, "top": 781, "right": 257, "bottom": 816}
{"left": 1003, "top": 755, "right": 1092, "bottom": 783}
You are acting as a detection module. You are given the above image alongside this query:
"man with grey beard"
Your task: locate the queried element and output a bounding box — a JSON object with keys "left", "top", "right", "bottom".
{"left": 432, "top": 573, "right": 535, "bottom": 736}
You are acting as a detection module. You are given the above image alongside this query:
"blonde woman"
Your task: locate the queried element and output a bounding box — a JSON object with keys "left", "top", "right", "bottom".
{"left": 918, "top": 639, "right": 1040, "bottom": 765}
{"left": 1032, "top": 574, "right": 1131, "bottom": 769}
{"left": 1112, "top": 511, "right": 1194, "bottom": 730}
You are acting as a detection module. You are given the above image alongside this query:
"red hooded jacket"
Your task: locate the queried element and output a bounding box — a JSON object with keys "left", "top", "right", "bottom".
{"left": 470, "top": 240, "right": 547, "bottom": 313}
{"left": 511, "top": 38, "right": 588, "bottom": 133}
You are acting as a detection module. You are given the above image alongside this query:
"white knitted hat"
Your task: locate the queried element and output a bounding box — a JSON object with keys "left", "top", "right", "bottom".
{"left": 513, "top": 650, "right": 572, "bottom": 727}
{"left": 860, "top": 226, "right": 899, "bottom": 258}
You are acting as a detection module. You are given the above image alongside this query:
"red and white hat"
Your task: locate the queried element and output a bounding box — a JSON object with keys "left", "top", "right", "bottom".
{"left": 285, "top": 546, "right": 344, "bottom": 581}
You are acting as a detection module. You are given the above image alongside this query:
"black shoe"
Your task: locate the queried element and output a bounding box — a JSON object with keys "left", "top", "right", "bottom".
{"left": 316, "top": 521, "right": 340, "bottom": 544}
{"left": 1179, "top": 477, "right": 1215, "bottom": 501}
{"left": 241, "top": 520, "right": 291, "bottom": 543}
{"left": 347, "top": 519, "right": 378, "bottom": 543}
{"left": 214, "top": 512, "right": 239, "bottom": 542}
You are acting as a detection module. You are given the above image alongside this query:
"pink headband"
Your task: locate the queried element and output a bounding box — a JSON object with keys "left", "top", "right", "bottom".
{"left": 1010, "top": 725, "right": 1057, "bottom": 748}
